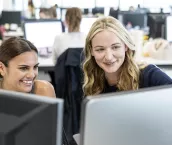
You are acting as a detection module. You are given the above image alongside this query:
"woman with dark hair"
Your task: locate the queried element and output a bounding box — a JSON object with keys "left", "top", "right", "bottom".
{"left": 0, "top": 37, "right": 56, "bottom": 98}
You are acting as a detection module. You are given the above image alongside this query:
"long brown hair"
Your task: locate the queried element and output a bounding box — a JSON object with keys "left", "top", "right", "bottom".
{"left": 65, "top": 7, "right": 82, "bottom": 32}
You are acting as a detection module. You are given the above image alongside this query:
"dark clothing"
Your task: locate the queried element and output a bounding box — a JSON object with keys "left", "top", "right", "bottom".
{"left": 104, "top": 64, "right": 172, "bottom": 93}
{"left": 54, "top": 48, "right": 83, "bottom": 144}
{"left": 30, "top": 84, "right": 35, "bottom": 94}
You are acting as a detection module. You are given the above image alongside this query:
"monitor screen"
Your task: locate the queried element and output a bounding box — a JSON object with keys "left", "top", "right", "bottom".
{"left": 147, "top": 13, "right": 169, "bottom": 39}
{"left": 80, "top": 17, "right": 97, "bottom": 35}
{"left": 24, "top": 19, "right": 63, "bottom": 54}
{"left": 166, "top": 16, "right": 172, "bottom": 42}
{"left": 80, "top": 85, "right": 172, "bottom": 145}
{"left": 92, "top": 7, "right": 104, "bottom": 15}
{"left": 0, "top": 89, "right": 63, "bottom": 145}
{"left": 119, "top": 12, "right": 147, "bottom": 29}
{"left": 0, "top": 11, "right": 22, "bottom": 25}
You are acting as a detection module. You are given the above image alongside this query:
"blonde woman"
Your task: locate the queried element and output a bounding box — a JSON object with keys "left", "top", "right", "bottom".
{"left": 82, "top": 16, "right": 172, "bottom": 96}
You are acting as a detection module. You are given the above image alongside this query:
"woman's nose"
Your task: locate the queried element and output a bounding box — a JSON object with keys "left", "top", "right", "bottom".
{"left": 26, "top": 70, "right": 36, "bottom": 78}
{"left": 105, "top": 50, "right": 113, "bottom": 61}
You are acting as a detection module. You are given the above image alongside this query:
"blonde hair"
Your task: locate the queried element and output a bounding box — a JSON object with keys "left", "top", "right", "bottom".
{"left": 83, "top": 16, "right": 141, "bottom": 96}
{"left": 65, "top": 7, "right": 82, "bottom": 32}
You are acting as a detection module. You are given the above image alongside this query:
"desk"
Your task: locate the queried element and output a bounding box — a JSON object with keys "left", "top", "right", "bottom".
{"left": 38, "top": 56, "right": 172, "bottom": 71}
{"left": 138, "top": 57, "right": 172, "bottom": 69}
{"left": 38, "top": 56, "right": 54, "bottom": 72}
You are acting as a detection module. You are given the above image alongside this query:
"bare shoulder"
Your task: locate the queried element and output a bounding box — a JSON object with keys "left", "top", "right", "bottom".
{"left": 34, "top": 80, "right": 56, "bottom": 98}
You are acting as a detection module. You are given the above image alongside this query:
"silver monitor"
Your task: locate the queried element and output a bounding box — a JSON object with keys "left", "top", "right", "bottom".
{"left": 0, "top": 89, "right": 63, "bottom": 145}
{"left": 80, "top": 85, "right": 172, "bottom": 145}
{"left": 166, "top": 16, "right": 172, "bottom": 42}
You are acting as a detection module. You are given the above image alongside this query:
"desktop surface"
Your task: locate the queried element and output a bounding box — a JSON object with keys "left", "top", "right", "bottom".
{"left": 80, "top": 85, "right": 172, "bottom": 145}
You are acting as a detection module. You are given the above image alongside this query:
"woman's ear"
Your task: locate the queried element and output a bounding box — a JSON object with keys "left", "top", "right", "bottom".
{"left": 0, "top": 62, "right": 7, "bottom": 77}
{"left": 125, "top": 45, "right": 128, "bottom": 51}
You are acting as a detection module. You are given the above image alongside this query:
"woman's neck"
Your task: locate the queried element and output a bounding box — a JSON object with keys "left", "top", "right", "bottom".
{"left": 105, "top": 70, "right": 121, "bottom": 86}
{"left": 105, "top": 74, "right": 118, "bottom": 86}
{"left": 68, "top": 28, "right": 80, "bottom": 33}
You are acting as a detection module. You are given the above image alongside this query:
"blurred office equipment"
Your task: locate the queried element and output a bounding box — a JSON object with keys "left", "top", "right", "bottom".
{"left": 23, "top": 19, "right": 63, "bottom": 57}
{"left": 166, "top": 15, "right": 172, "bottom": 42}
{"left": 109, "top": 7, "right": 118, "bottom": 18}
{"left": 80, "top": 17, "right": 97, "bottom": 35}
{"left": 143, "top": 38, "right": 172, "bottom": 60}
{"left": 147, "top": 13, "right": 170, "bottom": 39}
{"left": 0, "top": 89, "right": 63, "bottom": 145}
{"left": 80, "top": 85, "right": 172, "bottom": 145}
{"left": 0, "top": 11, "right": 23, "bottom": 40}
{"left": 118, "top": 11, "right": 147, "bottom": 29}
{"left": 92, "top": 7, "right": 104, "bottom": 15}
{"left": 0, "top": 11, "right": 22, "bottom": 26}
{"left": 82, "top": 9, "right": 89, "bottom": 15}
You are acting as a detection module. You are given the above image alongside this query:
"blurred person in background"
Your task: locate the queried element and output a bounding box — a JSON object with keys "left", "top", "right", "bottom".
{"left": 52, "top": 7, "right": 86, "bottom": 64}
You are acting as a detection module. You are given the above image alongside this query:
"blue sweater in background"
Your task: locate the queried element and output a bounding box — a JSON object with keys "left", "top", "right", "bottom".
{"left": 104, "top": 64, "right": 172, "bottom": 93}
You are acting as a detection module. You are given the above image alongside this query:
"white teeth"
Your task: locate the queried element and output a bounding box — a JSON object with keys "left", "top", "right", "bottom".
{"left": 22, "top": 81, "right": 32, "bottom": 84}
{"left": 106, "top": 63, "right": 114, "bottom": 65}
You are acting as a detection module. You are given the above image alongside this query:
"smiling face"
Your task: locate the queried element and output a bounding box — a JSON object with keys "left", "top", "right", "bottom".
{"left": 91, "top": 30, "right": 128, "bottom": 77}
{"left": 0, "top": 51, "right": 39, "bottom": 93}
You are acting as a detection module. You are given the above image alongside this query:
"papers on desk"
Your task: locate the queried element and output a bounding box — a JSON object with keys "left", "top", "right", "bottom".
{"left": 136, "top": 57, "right": 172, "bottom": 66}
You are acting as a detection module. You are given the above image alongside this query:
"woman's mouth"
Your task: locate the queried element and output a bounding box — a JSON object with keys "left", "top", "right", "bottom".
{"left": 20, "top": 80, "right": 33, "bottom": 86}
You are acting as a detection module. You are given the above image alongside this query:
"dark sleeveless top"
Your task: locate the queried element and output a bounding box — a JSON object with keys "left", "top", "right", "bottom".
{"left": 30, "top": 84, "right": 35, "bottom": 94}
{"left": 103, "top": 64, "right": 172, "bottom": 93}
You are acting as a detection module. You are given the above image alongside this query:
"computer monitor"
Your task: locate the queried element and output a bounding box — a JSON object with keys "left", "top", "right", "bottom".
{"left": 0, "top": 11, "right": 22, "bottom": 25}
{"left": 80, "top": 85, "right": 172, "bottom": 145}
{"left": 92, "top": 7, "right": 104, "bottom": 15}
{"left": 23, "top": 19, "right": 63, "bottom": 56}
{"left": 80, "top": 17, "right": 97, "bottom": 35}
{"left": 147, "top": 13, "right": 170, "bottom": 39}
{"left": 109, "top": 8, "right": 118, "bottom": 19}
{"left": 118, "top": 11, "right": 147, "bottom": 29}
{"left": 166, "top": 16, "right": 172, "bottom": 42}
{"left": 0, "top": 89, "right": 63, "bottom": 145}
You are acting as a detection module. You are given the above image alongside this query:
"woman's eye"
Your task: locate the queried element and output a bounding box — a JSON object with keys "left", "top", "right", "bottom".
{"left": 34, "top": 66, "right": 38, "bottom": 70}
{"left": 112, "top": 46, "right": 120, "bottom": 49}
{"left": 96, "top": 49, "right": 104, "bottom": 52}
{"left": 20, "top": 67, "right": 28, "bottom": 71}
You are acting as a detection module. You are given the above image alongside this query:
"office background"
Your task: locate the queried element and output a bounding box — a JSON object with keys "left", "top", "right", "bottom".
{"left": 0, "top": 0, "right": 172, "bottom": 81}
{"left": 1, "top": 0, "right": 172, "bottom": 12}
